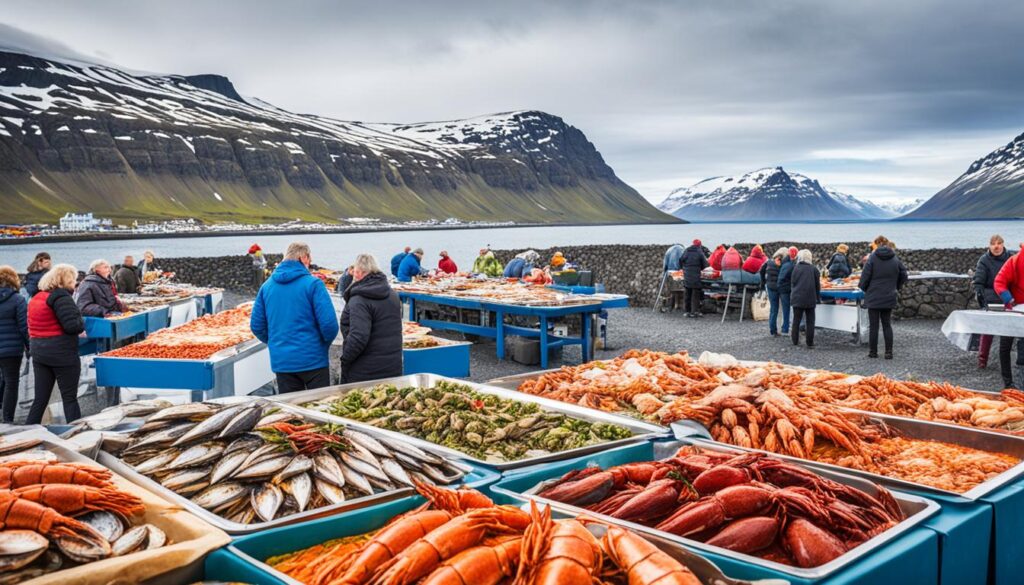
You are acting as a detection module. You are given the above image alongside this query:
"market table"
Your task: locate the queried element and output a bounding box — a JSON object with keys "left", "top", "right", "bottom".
{"left": 399, "top": 291, "right": 627, "bottom": 368}
{"left": 941, "top": 309, "right": 1024, "bottom": 350}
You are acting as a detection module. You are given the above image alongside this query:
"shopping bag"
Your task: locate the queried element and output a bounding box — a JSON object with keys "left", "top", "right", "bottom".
{"left": 751, "top": 291, "right": 770, "bottom": 321}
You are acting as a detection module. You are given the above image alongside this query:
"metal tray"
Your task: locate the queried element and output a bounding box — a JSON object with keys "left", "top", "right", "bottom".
{"left": 97, "top": 402, "right": 475, "bottom": 535}
{"left": 492, "top": 438, "right": 940, "bottom": 581}
{"left": 269, "top": 373, "right": 667, "bottom": 470}
{"left": 673, "top": 407, "right": 1024, "bottom": 500}
{"left": 485, "top": 368, "right": 562, "bottom": 390}
{"left": 401, "top": 339, "right": 473, "bottom": 353}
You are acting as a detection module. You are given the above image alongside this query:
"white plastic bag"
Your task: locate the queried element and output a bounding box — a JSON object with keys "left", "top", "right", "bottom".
{"left": 751, "top": 291, "right": 770, "bottom": 321}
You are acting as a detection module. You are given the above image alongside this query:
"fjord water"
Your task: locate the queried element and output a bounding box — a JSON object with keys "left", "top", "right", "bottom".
{"left": 3, "top": 220, "right": 1022, "bottom": 271}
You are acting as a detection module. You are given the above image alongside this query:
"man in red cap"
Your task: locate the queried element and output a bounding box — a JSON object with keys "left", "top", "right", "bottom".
{"left": 248, "top": 244, "right": 267, "bottom": 289}
{"left": 788, "top": 246, "right": 798, "bottom": 260}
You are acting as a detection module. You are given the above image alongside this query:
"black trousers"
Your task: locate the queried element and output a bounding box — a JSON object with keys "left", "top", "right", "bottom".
{"left": 684, "top": 287, "right": 701, "bottom": 314}
{"left": 0, "top": 356, "right": 22, "bottom": 423}
{"left": 27, "top": 360, "right": 81, "bottom": 425}
{"left": 791, "top": 307, "right": 815, "bottom": 346}
{"left": 868, "top": 308, "right": 894, "bottom": 355}
{"left": 276, "top": 367, "right": 331, "bottom": 393}
{"left": 999, "top": 337, "right": 1024, "bottom": 386}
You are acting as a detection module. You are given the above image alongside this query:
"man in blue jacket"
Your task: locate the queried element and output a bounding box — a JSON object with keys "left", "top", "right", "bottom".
{"left": 250, "top": 242, "right": 339, "bottom": 392}
{"left": 390, "top": 247, "right": 411, "bottom": 278}
{"left": 397, "top": 248, "right": 428, "bottom": 282}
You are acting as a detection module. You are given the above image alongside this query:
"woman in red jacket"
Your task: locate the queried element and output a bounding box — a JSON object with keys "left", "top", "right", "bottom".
{"left": 26, "top": 264, "right": 84, "bottom": 424}
{"left": 995, "top": 243, "right": 1024, "bottom": 388}
{"left": 437, "top": 250, "right": 458, "bottom": 274}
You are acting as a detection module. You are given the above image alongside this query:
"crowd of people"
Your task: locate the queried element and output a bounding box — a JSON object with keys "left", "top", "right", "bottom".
{"left": 0, "top": 249, "right": 167, "bottom": 425}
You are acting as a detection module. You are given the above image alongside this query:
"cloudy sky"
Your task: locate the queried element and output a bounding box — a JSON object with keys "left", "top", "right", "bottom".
{"left": 3, "top": 0, "right": 1023, "bottom": 204}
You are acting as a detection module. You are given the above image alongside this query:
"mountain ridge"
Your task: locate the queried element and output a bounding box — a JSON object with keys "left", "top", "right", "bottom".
{"left": 0, "top": 46, "right": 672, "bottom": 225}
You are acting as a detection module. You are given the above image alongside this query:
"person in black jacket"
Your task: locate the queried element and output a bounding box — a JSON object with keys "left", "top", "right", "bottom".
{"left": 761, "top": 248, "right": 787, "bottom": 336}
{"left": 679, "top": 239, "right": 709, "bottom": 318}
{"left": 777, "top": 253, "right": 794, "bottom": 334}
{"left": 827, "top": 244, "right": 853, "bottom": 280}
{"left": 0, "top": 267, "right": 29, "bottom": 423}
{"left": 114, "top": 256, "right": 140, "bottom": 295}
{"left": 26, "top": 264, "right": 84, "bottom": 424}
{"left": 24, "top": 252, "right": 50, "bottom": 298}
{"left": 789, "top": 250, "right": 821, "bottom": 348}
{"left": 858, "top": 236, "right": 909, "bottom": 359}
{"left": 973, "top": 235, "right": 1011, "bottom": 368}
{"left": 335, "top": 266, "right": 354, "bottom": 295}
{"left": 76, "top": 260, "right": 127, "bottom": 317}
{"left": 340, "top": 254, "right": 402, "bottom": 383}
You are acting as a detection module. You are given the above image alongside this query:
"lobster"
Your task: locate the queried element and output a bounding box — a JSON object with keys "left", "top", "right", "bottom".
{"left": 601, "top": 523, "right": 702, "bottom": 585}
{"left": 420, "top": 536, "right": 521, "bottom": 585}
{"left": 513, "top": 502, "right": 602, "bottom": 585}
{"left": 0, "top": 460, "right": 112, "bottom": 489}
{"left": 0, "top": 491, "right": 111, "bottom": 557}
{"left": 535, "top": 462, "right": 676, "bottom": 506}
{"left": 9, "top": 483, "right": 145, "bottom": 519}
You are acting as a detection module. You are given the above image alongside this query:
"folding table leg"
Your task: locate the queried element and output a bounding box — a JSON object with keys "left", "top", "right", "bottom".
{"left": 721, "top": 285, "right": 732, "bottom": 323}
{"left": 540, "top": 315, "right": 549, "bottom": 368}
{"left": 740, "top": 288, "right": 748, "bottom": 323}
{"left": 581, "top": 312, "right": 591, "bottom": 362}
{"left": 496, "top": 310, "right": 506, "bottom": 360}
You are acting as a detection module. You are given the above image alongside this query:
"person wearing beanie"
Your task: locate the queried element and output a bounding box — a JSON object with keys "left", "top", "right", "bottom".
{"left": 397, "top": 248, "right": 428, "bottom": 282}
{"left": 827, "top": 244, "right": 853, "bottom": 280}
{"left": 437, "top": 251, "right": 458, "bottom": 274}
{"left": 788, "top": 246, "right": 798, "bottom": 260}
{"left": 679, "top": 239, "right": 709, "bottom": 317}
{"left": 248, "top": 244, "right": 267, "bottom": 290}
{"left": 472, "top": 248, "right": 503, "bottom": 278}
{"left": 550, "top": 252, "right": 567, "bottom": 270}
{"left": 994, "top": 242, "right": 1024, "bottom": 387}
{"left": 973, "top": 235, "right": 1012, "bottom": 369}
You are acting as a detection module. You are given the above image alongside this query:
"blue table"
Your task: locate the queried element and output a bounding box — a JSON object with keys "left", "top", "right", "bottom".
{"left": 820, "top": 288, "right": 864, "bottom": 301}
{"left": 403, "top": 341, "right": 471, "bottom": 377}
{"left": 398, "top": 291, "right": 618, "bottom": 368}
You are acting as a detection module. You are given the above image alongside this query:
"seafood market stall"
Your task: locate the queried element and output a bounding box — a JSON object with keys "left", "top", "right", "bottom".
{"left": 941, "top": 308, "right": 1024, "bottom": 351}
{"left": 93, "top": 305, "right": 273, "bottom": 401}
{"left": 402, "top": 323, "right": 471, "bottom": 377}
{"left": 491, "top": 440, "right": 942, "bottom": 585}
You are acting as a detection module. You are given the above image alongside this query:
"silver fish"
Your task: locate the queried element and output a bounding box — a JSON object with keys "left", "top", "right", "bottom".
{"left": 133, "top": 450, "right": 179, "bottom": 475}
{"left": 312, "top": 453, "right": 346, "bottom": 487}
{"left": 366, "top": 474, "right": 396, "bottom": 491}
{"left": 281, "top": 473, "right": 312, "bottom": 512}
{"left": 227, "top": 506, "right": 255, "bottom": 525}
{"left": 416, "top": 463, "right": 462, "bottom": 485}
{"left": 210, "top": 450, "right": 249, "bottom": 485}
{"left": 161, "top": 466, "right": 212, "bottom": 491}
{"left": 192, "top": 482, "right": 249, "bottom": 510}
{"left": 343, "top": 429, "right": 392, "bottom": 457}
{"left": 380, "top": 438, "right": 444, "bottom": 465}
{"left": 314, "top": 478, "right": 346, "bottom": 505}
{"left": 232, "top": 455, "right": 291, "bottom": 480}
{"left": 346, "top": 441, "right": 384, "bottom": 468}
{"left": 340, "top": 452, "right": 389, "bottom": 483}
{"left": 120, "top": 399, "right": 174, "bottom": 417}
{"left": 380, "top": 458, "right": 415, "bottom": 487}
{"left": 272, "top": 454, "right": 313, "bottom": 483}
{"left": 145, "top": 524, "right": 166, "bottom": 549}
{"left": 339, "top": 460, "right": 374, "bottom": 495}
{"left": 79, "top": 511, "right": 124, "bottom": 543}
{"left": 224, "top": 434, "right": 262, "bottom": 455}
{"left": 146, "top": 402, "right": 214, "bottom": 423}
{"left": 240, "top": 443, "right": 283, "bottom": 468}
{"left": 177, "top": 481, "right": 210, "bottom": 497}
{"left": 112, "top": 525, "right": 148, "bottom": 556}
{"left": 123, "top": 423, "right": 192, "bottom": 454}
{"left": 218, "top": 405, "right": 264, "bottom": 439}
{"left": 166, "top": 442, "right": 224, "bottom": 470}
{"left": 255, "top": 411, "right": 297, "bottom": 429}
{"left": 172, "top": 404, "right": 249, "bottom": 447}
{"left": 252, "top": 483, "right": 284, "bottom": 522}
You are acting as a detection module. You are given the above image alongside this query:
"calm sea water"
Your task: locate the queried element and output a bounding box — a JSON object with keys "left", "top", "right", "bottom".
{"left": 2, "top": 220, "right": 1022, "bottom": 272}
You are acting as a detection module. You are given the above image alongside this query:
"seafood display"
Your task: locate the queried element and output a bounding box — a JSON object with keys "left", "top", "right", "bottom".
{"left": 659, "top": 385, "right": 1019, "bottom": 493}
{"left": 103, "top": 402, "right": 466, "bottom": 526}
{"left": 403, "top": 336, "right": 444, "bottom": 349}
{"left": 393, "top": 276, "right": 600, "bottom": 307}
{"left": 303, "top": 380, "right": 635, "bottom": 463}
{"left": 102, "top": 305, "right": 256, "bottom": 360}
{"left": 820, "top": 274, "right": 861, "bottom": 289}
{"left": 0, "top": 459, "right": 169, "bottom": 581}
{"left": 267, "top": 482, "right": 706, "bottom": 585}
{"left": 533, "top": 446, "right": 906, "bottom": 569}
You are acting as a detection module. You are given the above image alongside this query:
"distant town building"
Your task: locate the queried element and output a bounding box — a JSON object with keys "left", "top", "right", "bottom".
{"left": 59, "top": 212, "right": 112, "bottom": 232}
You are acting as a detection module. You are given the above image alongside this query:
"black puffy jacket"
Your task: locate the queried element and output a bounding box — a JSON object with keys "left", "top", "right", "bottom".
{"left": 340, "top": 272, "right": 403, "bottom": 383}
{"left": 762, "top": 260, "right": 781, "bottom": 291}
{"left": 777, "top": 257, "right": 794, "bottom": 294}
{"left": 790, "top": 262, "right": 821, "bottom": 309}
{"left": 75, "top": 274, "right": 125, "bottom": 317}
{"left": 858, "top": 247, "right": 909, "bottom": 310}
{"left": 678, "top": 245, "right": 709, "bottom": 287}
{"left": 973, "top": 249, "right": 1011, "bottom": 306}
{"left": 826, "top": 253, "right": 852, "bottom": 280}
{"left": 0, "top": 288, "right": 28, "bottom": 358}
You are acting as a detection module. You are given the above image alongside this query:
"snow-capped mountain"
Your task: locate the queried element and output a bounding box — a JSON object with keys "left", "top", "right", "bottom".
{"left": 0, "top": 37, "right": 669, "bottom": 224}
{"left": 657, "top": 167, "right": 889, "bottom": 221}
{"left": 908, "top": 132, "right": 1024, "bottom": 219}
{"left": 877, "top": 198, "right": 924, "bottom": 216}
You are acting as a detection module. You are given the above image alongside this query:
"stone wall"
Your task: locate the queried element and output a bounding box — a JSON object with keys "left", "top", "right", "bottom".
{"left": 493, "top": 243, "right": 983, "bottom": 318}
{"left": 159, "top": 254, "right": 283, "bottom": 293}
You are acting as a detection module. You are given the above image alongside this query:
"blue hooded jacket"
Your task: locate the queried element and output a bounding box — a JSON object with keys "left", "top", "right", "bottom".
{"left": 250, "top": 260, "right": 339, "bottom": 373}
{"left": 390, "top": 252, "right": 408, "bottom": 277}
{"left": 503, "top": 257, "right": 526, "bottom": 279}
{"left": 397, "top": 253, "right": 425, "bottom": 282}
